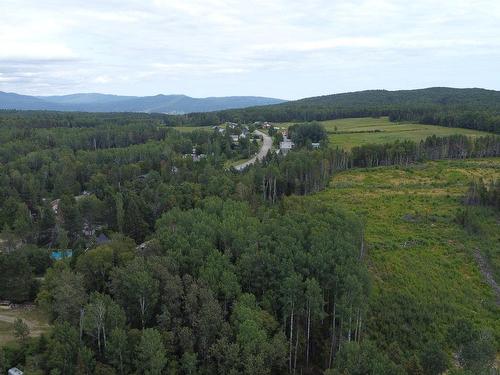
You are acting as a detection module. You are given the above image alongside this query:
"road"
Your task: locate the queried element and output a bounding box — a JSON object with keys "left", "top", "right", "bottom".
{"left": 234, "top": 130, "right": 273, "bottom": 171}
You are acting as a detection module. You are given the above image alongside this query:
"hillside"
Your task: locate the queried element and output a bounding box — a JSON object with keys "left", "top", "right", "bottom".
{"left": 313, "top": 158, "right": 500, "bottom": 362}
{"left": 0, "top": 91, "right": 285, "bottom": 113}
{"left": 178, "top": 87, "right": 500, "bottom": 133}
{"left": 291, "top": 87, "right": 500, "bottom": 108}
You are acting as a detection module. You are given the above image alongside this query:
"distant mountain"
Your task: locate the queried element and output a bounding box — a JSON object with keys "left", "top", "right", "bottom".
{"left": 0, "top": 91, "right": 63, "bottom": 111}
{"left": 0, "top": 92, "right": 286, "bottom": 113}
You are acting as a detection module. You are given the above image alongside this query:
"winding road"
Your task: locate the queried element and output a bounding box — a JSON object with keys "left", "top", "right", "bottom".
{"left": 234, "top": 130, "right": 273, "bottom": 171}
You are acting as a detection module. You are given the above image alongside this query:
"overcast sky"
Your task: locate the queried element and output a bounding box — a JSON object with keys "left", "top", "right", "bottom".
{"left": 1, "top": 0, "right": 499, "bottom": 99}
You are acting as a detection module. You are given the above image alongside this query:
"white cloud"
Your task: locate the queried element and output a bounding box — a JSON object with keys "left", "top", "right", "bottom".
{"left": 93, "top": 75, "right": 113, "bottom": 84}
{"left": 0, "top": 0, "right": 499, "bottom": 98}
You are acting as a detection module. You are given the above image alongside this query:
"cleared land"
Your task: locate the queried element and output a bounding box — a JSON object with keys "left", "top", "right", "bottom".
{"left": 170, "top": 125, "right": 212, "bottom": 133}
{"left": 313, "top": 158, "right": 500, "bottom": 350}
{"left": 279, "top": 117, "right": 489, "bottom": 149}
{"left": 0, "top": 307, "right": 49, "bottom": 345}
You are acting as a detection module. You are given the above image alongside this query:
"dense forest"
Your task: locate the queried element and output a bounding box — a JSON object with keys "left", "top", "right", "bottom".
{"left": 0, "top": 110, "right": 498, "bottom": 374}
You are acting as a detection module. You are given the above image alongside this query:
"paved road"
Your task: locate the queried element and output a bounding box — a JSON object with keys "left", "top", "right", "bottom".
{"left": 234, "top": 130, "right": 272, "bottom": 171}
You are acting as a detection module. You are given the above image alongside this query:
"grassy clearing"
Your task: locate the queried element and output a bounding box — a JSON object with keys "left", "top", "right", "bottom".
{"left": 313, "top": 158, "right": 500, "bottom": 352}
{"left": 170, "top": 125, "right": 212, "bottom": 133}
{"left": 279, "top": 117, "right": 489, "bottom": 149}
{"left": 0, "top": 307, "right": 50, "bottom": 345}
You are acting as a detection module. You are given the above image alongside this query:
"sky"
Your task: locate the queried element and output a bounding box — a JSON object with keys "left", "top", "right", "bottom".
{"left": 1, "top": 0, "right": 500, "bottom": 100}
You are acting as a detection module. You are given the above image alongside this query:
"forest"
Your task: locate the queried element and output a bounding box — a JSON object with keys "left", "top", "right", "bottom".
{"left": 0, "top": 108, "right": 499, "bottom": 374}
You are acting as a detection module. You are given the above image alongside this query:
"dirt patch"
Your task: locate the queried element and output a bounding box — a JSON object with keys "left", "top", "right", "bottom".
{"left": 0, "top": 306, "right": 50, "bottom": 343}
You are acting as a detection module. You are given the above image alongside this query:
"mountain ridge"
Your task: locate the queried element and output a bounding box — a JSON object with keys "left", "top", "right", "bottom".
{"left": 0, "top": 91, "right": 286, "bottom": 113}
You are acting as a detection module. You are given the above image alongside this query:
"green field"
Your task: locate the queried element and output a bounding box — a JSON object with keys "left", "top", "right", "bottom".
{"left": 171, "top": 125, "right": 212, "bottom": 133}
{"left": 279, "top": 117, "right": 489, "bottom": 149}
{"left": 311, "top": 158, "right": 500, "bottom": 353}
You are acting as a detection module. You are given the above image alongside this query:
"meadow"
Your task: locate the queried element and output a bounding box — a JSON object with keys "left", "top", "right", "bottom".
{"left": 312, "top": 158, "right": 500, "bottom": 354}
{"left": 279, "top": 117, "right": 489, "bottom": 149}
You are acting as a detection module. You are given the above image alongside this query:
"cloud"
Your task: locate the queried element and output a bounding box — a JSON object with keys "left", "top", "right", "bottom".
{"left": 93, "top": 75, "right": 113, "bottom": 84}
{"left": 0, "top": 0, "right": 499, "bottom": 97}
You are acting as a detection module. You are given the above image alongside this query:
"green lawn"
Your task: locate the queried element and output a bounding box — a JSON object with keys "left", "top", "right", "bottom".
{"left": 311, "top": 158, "right": 500, "bottom": 353}
{"left": 279, "top": 117, "right": 489, "bottom": 149}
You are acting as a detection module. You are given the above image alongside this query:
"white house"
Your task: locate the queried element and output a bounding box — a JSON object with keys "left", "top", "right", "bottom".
{"left": 279, "top": 136, "right": 295, "bottom": 155}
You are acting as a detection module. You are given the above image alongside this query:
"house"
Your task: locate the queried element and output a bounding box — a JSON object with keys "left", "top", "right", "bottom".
{"left": 227, "top": 122, "right": 239, "bottom": 129}
{"left": 311, "top": 142, "right": 320, "bottom": 149}
{"left": 212, "top": 126, "right": 225, "bottom": 134}
{"left": 279, "top": 136, "right": 295, "bottom": 155}
{"left": 9, "top": 368, "right": 24, "bottom": 375}
{"left": 50, "top": 249, "right": 73, "bottom": 261}
{"left": 96, "top": 233, "right": 111, "bottom": 246}
{"left": 191, "top": 148, "right": 206, "bottom": 162}
{"left": 230, "top": 135, "right": 239, "bottom": 143}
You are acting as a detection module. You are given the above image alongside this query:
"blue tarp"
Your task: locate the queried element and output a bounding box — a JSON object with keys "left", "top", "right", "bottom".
{"left": 50, "top": 249, "right": 73, "bottom": 260}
